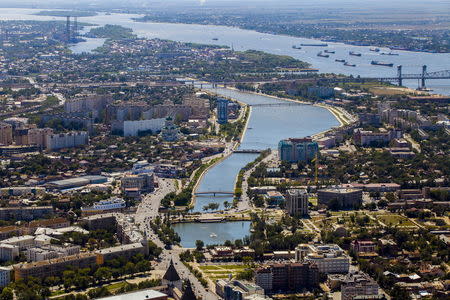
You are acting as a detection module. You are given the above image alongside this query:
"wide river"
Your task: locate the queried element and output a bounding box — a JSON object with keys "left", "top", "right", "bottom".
{"left": 174, "top": 88, "right": 339, "bottom": 247}
{"left": 0, "top": 8, "right": 448, "bottom": 247}
{"left": 0, "top": 8, "right": 449, "bottom": 94}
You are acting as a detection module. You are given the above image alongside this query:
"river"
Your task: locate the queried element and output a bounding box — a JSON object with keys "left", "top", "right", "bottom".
{"left": 0, "top": 8, "right": 449, "bottom": 94}
{"left": 174, "top": 88, "right": 339, "bottom": 247}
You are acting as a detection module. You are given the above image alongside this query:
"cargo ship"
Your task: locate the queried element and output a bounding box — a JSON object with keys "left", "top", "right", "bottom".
{"left": 301, "top": 43, "right": 328, "bottom": 47}
{"left": 349, "top": 51, "right": 362, "bottom": 56}
{"left": 371, "top": 61, "right": 394, "bottom": 67}
{"left": 335, "top": 59, "right": 346, "bottom": 62}
{"left": 317, "top": 52, "right": 330, "bottom": 58}
{"left": 344, "top": 62, "right": 356, "bottom": 67}
{"left": 324, "top": 50, "right": 335, "bottom": 54}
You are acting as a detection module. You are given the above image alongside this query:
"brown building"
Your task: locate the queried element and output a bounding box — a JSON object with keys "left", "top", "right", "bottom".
{"left": 0, "top": 122, "right": 13, "bottom": 146}
{"left": 255, "top": 262, "right": 319, "bottom": 293}
{"left": 14, "top": 253, "right": 97, "bottom": 280}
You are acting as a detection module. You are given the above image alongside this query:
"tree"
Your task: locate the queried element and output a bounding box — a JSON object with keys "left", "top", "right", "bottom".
{"left": 0, "top": 288, "right": 13, "bottom": 300}
{"left": 94, "top": 267, "right": 112, "bottom": 283}
{"left": 195, "top": 240, "right": 204, "bottom": 251}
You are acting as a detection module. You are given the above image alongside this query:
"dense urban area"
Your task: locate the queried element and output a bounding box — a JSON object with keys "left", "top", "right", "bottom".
{"left": 0, "top": 1, "right": 448, "bottom": 300}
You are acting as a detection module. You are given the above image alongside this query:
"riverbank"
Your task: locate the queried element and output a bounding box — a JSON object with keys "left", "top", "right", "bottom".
{"left": 224, "top": 86, "right": 355, "bottom": 138}
{"left": 189, "top": 101, "right": 251, "bottom": 209}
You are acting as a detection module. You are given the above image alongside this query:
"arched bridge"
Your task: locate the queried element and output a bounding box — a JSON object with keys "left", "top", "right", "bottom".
{"left": 194, "top": 191, "right": 234, "bottom": 196}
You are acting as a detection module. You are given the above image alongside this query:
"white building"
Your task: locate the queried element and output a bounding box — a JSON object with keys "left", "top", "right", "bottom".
{"left": 285, "top": 189, "right": 309, "bottom": 216}
{"left": 26, "top": 245, "right": 80, "bottom": 262}
{"left": 46, "top": 131, "right": 89, "bottom": 150}
{"left": 295, "top": 244, "right": 350, "bottom": 274}
{"left": 1, "top": 235, "right": 35, "bottom": 250}
{"left": 123, "top": 118, "right": 165, "bottom": 137}
{"left": 81, "top": 198, "right": 126, "bottom": 215}
{"left": 0, "top": 243, "right": 19, "bottom": 262}
{"left": 341, "top": 271, "right": 379, "bottom": 300}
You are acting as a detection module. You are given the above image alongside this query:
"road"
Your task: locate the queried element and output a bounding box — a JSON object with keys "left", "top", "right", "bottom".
{"left": 133, "top": 177, "right": 219, "bottom": 299}
{"left": 237, "top": 151, "right": 276, "bottom": 211}
{"left": 156, "top": 248, "right": 219, "bottom": 300}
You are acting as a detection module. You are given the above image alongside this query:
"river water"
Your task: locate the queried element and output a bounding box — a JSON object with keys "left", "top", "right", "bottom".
{"left": 0, "top": 8, "right": 449, "bottom": 94}
{"left": 173, "top": 88, "right": 339, "bottom": 247}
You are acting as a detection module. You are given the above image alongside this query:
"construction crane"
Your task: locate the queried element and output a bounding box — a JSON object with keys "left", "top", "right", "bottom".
{"left": 311, "top": 153, "right": 319, "bottom": 186}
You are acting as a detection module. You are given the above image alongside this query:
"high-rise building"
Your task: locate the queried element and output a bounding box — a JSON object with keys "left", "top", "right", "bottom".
{"left": 0, "top": 122, "right": 13, "bottom": 146}
{"left": 217, "top": 98, "right": 229, "bottom": 124}
{"left": 285, "top": 189, "right": 309, "bottom": 216}
{"left": 255, "top": 262, "right": 319, "bottom": 293}
{"left": 278, "top": 138, "right": 319, "bottom": 163}
{"left": 45, "top": 131, "right": 89, "bottom": 151}
{"left": 28, "top": 128, "right": 53, "bottom": 149}
{"left": 161, "top": 117, "right": 181, "bottom": 142}
{"left": 317, "top": 188, "right": 363, "bottom": 210}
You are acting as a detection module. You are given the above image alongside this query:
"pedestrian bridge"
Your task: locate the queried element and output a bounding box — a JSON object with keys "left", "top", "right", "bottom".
{"left": 194, "top": 191, "right": 234, "bottom": 196}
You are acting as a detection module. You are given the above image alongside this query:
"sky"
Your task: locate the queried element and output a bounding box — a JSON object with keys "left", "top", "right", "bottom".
{"left": 0, "top": 0, "right": 449, "bottom": 12}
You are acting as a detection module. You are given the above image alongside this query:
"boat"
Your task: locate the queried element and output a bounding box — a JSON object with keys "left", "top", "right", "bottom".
{"left": 324, "top": 50, "right": 335, "bottom": 54}
{"left": 335, "top": 59, "right": 346, "bottom": 62}
{"left": 370, "top": 47, "right": 380, "bottom": 52}
{"left": 300, "top": 43, "right": 328, "bottom": 47}
{"left": 380, "top": 52, "right": 399, "bottom": 56}
{"left": 344, "top": 62, "right": 356, "bottom": 67}
{"left": 416, "top": 87, "right": 433, "bottom": 92}
{"left": 317, "top": 52, "right": 330, "bottom": 58}
{"left": 371, "top": 60, "right": 394, "bottom": 67}
{"left": 210, "top": 233, "right": 217, "bottom": 238}
{"left": 292, "top": 45, "right": 302, "bottom": 49}
{"left": 349, "top": 51, "right": 362, "bottom": 57}
{"left": 212, "top": 38, "right": 219, "bottom": 41}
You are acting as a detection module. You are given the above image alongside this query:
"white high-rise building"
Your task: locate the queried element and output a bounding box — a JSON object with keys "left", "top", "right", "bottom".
{"left": 45, "top": 131, "right": 88, "bottom": 150}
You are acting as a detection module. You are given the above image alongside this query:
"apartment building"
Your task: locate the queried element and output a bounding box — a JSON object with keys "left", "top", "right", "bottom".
{"left": 0, "top": 122, "right": 13, "bottom": 145}
{"left": 255, "top": 263, "right": 319, "bottom": 293}
{"left": 45, "top": 131, "right": 88, "bottom": 151}
{"left": 318, "top": 188, "right": 363, "bottom": 210}
{"left": 295, "top": 244, "right": 350, "bottom": 274}
{"left": 278, "top": 137, "right": 319, "bottom": 163}
{"left": 14, "top": 253, "right": 97, "bottom": 280}
{"left": 285, "top": 189, "right": 309, "bottom": 216}
{"left": 341, "top": 272, "right": 380, "bottom": 300}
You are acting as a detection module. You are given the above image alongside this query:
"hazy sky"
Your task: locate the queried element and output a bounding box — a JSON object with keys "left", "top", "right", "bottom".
{"left": 1, "top": 0, "right": 450, "bottom": 12}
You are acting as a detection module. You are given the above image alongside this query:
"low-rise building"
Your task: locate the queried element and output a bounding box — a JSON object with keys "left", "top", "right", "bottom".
{"left": 350, "top": 241, "right": 376, "bottom": 254}
{"left": 1, "top": 235, "right": 35, "bottom": 250}
{"left": 295, "top": 244, "right": 350, "bottom": 274}
{"left": 0, "top": 206, "right": 53, "bottom": 221}
{"left": 341, "top": 272, "right": 379, "bottom": 300}
{"left": 14, "top": 253, "right": 97, "bottom": 280}
{"left": 95, "top": 242, "right": 146, "bottom": 264}
{"left": 121, "top": 173, "right": 155, "bottom": 194}
{"left": 0, "top": 244, "right": 19, "bottom": 261}
{"left": 46, "top": 175, "right": 107, "bottom": 190}
{"left": 216, "top": 279, "right": 264, "bottom": 300}
{"left": 81, "top": 198, "right": 126, "bottom": 216}
{"left": 26, "top": 245, "right": 80, "bottom": 262}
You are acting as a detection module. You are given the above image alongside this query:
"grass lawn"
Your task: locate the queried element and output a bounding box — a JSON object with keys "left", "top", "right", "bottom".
{"left": 105, "top": 281, "right": 127, "bottom": 293}
{"left": 199, "top": 264, "right": 250, "bottom": 280}
{"left": 376, "top": 214, "right": 417, "bottom": 227}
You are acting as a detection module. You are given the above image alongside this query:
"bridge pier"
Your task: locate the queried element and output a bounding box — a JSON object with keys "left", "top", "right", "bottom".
{"left": 421, "top": 65, "right": 427, "bottom": 88}
{"left": 397, "top": 65, "right": 403, "bottom": 86}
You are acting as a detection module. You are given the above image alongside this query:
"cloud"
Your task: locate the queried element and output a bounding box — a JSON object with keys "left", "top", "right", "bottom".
{"left": 199, "top": 0, "right": 207, "bottom": 5}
